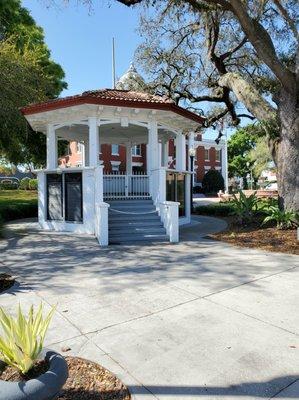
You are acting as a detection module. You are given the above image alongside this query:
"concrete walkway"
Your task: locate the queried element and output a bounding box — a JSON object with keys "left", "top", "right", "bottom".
{"left": 0, "top": 218, "right": 298, "bottom": 399}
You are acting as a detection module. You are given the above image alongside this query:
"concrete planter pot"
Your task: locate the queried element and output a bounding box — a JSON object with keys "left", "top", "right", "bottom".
{"left": 0, "top": 350, "right": 68, "bottom": 400}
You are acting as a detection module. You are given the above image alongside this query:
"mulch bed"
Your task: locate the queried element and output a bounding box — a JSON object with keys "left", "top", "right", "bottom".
{"left": 210, "top": 217, "right": 298, "bottom": 255}
{"left": 0, "top": 356, "right": 131, "bottom": 400}
{"left": 0, "top": 273, "right": 15, "bottom": 293}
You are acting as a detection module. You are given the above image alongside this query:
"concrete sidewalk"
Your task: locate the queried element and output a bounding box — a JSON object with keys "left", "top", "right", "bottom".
{"left": 0, "top": 218, "right": 298, "bottom": 399}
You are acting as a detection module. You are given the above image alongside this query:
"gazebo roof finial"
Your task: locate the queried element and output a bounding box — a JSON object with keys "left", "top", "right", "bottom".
{"left": 115, "top": 62, "right": 145, "bottom": 91}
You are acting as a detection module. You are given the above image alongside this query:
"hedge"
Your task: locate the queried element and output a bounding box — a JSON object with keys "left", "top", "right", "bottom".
{"left": 194, "top": 203, "right": 236, "bottom": 217}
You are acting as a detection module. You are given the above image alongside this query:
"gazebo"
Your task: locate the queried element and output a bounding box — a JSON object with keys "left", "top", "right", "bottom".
{"left": 21, "top": 88, "right": 204, "bottom": 245}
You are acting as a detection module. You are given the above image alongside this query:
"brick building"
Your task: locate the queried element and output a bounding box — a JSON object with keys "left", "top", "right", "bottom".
{"left": 59, "top": 135, "right": 225, "bottom": 188}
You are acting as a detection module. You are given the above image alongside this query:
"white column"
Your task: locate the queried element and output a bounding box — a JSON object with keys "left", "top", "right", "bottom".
{"left": 95, "top": 202, "right": 110, "bottom": 246}
{"left": 148, "top": 120, "right": 159, "bottom": 171}
{"left": 221, "top": 141, "right": 229, "bottom": 192}
{"left": 88, "top": 117, "right": 99, "bottom": 167}
{"left": 188, "top": 131, "right": 195, "bottom": 185}
{"left": 46, "top": 124, "right": 57, "bottom": 169}
{"left": 161, "top": 140, "right": 169, "bottom": 167}
{"left": 146, "top": 144, "right": 150, "bottom": 174}
{"left": 37, "top": 171, "right": 46, "bottom": 228}
{"left": 126, "top": 143, "right": 132, "bottom": 174}
{"left": 158, "top": 142, "right": 162, "bottom": 167}
{"left": 175, "top": 132, "right": 186, "bottom": 171}
{"left": 84, "top": 139, "right": 89, "bottom": 167}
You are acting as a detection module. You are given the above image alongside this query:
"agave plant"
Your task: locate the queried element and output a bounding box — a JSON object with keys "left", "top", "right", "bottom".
{"left": 262, "top": 206, "right": 299, "bottom": 230}
{"left": 0, "top": 303, "right": 55, "bottom": 374}
{"left": 231, "top": 190, "right": 260, "bottom": 225}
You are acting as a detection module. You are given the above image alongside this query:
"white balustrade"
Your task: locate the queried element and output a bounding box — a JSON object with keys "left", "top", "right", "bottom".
{"left": 103, "top": 172, "right": 149, "bottom": 199}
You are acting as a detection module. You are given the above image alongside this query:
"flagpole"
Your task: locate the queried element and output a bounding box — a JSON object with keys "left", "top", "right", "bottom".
{"left": 112, "top": 37, "right": 116, "bottom": 89}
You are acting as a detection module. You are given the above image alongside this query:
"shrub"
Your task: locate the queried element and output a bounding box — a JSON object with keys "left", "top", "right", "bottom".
{"left": 0, "top": 303, "right": 55, "bottom": 374}
{"left": 194, "top": 203, "right": 235, "bottom": 217}
{"left": 19, "top": 177, "right": 31, "bottom": 190}
{"left": 0, "top": 181, "right": 19, "bottom": 190}
{"left": 231, "top": 190, "right": 259, "bottom": 225}
{"left": 29, "top": 178, "right": 38, "bottom": 190}
{"left": 202, "top": 170, "right": 224, "bottom": 194}
{"left": 262, "top": 206, "right": 299, "bottom": 230}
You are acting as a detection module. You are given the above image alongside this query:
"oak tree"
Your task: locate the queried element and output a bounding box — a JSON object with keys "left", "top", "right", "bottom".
{"left": 115, "top": 0, "right": 298, "bottom": 211}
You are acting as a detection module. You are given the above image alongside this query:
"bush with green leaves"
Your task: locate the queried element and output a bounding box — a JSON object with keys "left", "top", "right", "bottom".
{"left": 202, "top": 169, "right": 224, "bottom": 194}
{"left": 0, "top": 181, "right": 19, "bottom": 190}
{"left": 194, "top": 203, "right": 235, "bottom": 217}
{"left": 19, "top": 177, "right": 31, "bottom": 190}
{"left": 0, "top": 303, "right": 55, "bottom": 374}
{"left": 29, "top": 178, "right": 38, "bottom": 190}
{"left": 231, "top": 190, "right": 260, "bottom": 225}
{"left": 262, "top": 206, "right": 298, "bottom": 230}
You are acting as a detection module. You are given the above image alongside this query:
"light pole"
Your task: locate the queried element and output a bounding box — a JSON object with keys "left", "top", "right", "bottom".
{"left": 189, "top": 147, "right": 196, "bottom": 214}
{"left": 246, "top": 161, "right": 253, "bottom": 190}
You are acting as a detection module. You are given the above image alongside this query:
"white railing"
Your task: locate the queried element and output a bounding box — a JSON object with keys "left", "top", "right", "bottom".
{"left": 103, "top": 172, "right": 150, "bottom": 199}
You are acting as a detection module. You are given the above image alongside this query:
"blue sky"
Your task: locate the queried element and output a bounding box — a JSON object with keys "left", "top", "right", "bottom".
{"left": 22, "top": 1, "right": 249, "bottom": 139}
{"left": 23, "top": 0, "right": 141, "bottom": 96}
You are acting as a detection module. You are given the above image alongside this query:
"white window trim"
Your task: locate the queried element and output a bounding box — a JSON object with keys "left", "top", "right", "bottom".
{"left": 111, "top": 161, "right": 121, "bottom": 166}
{"left": 215, "top": 149, "right": 221, "bottom": 162}
{"left": 132, "top": 162, "right": 143, "bottom": 167}
{"left": 77, "top": 142, "right": 83, "bottom": 154}
{"left": 204, "top": 148, "right": 210, "bottom": 161}
{"left": 132, "top": 145, "right": 142, "bottom": 157}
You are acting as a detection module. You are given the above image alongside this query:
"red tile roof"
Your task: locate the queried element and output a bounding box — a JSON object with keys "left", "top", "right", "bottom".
{"left": 21, "top": 89, "right": 204, "bottom": 124}
{"left": 85, "top": 89, "right": 174, "bottom": 104}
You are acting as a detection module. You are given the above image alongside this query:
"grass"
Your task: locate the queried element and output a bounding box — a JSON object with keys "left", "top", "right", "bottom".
{"left": 0, "top": 190, "right": 38, "bottom": 236}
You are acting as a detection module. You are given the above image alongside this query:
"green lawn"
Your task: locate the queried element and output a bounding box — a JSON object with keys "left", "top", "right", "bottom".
{"left": 0, "top": 190, "right": 38, "bottom": 235}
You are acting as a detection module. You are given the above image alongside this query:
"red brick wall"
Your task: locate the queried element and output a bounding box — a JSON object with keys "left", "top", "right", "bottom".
{"left": 59, "top": 140, "right": 221, "bottom": 183}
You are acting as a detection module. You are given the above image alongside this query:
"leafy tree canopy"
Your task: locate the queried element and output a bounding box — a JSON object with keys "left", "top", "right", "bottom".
{"left": 132, "top": 0, "right": 297, "bottom": 128}
{"left": 228, "top": 124, "right": 269, "bottom": 182}
{"left": 0, "top": 0, "right": 67, "bottom": 167}
{"left": 248, "top": 137, "right": 274, "bottom": 179}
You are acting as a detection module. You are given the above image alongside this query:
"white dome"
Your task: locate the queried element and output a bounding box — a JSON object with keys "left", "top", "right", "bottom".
{"left": 116, "top": 62, "right": 146, "bottom": 91}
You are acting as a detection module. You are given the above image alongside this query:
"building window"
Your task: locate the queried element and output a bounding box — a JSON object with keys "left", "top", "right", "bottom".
{"left": 76, "top": 142, "right": 83, "bottom": 154}
{"left": 111, "top": 144, "right": 119, "bottom": 155}
{"left": 112, "top": 165, "right": 119, "bottom": 172}
{"left": 204, "top": 148, "right": 210, "bottom": 161}
{"left": 216, "top": 149, "right": 221, "bottom": 162}
{"left": 132, "top": 145, "right": 141, "bottom": 156}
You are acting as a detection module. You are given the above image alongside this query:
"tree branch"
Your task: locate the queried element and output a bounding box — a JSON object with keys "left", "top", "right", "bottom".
{"left": 227, "top": 0, "right": 296, "bottom": 92}
{"left": 220, "top": 36, "right": 247, "bottom": 60}
{"left": 219, "top": 72, "right": 277, "bottom": 122}
{"left": 236, "top": 113, "right": 255, "bottom": 120}
{"left": 272, "top": 0, "right": 299, "bottom": 41}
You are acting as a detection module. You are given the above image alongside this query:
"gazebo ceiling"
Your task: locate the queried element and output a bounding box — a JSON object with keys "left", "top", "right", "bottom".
{"left": 56, "top": 122, "right": 175, "bottom": 145}
{"left": 21, "top": 89, "right": 205, "bottom": 133}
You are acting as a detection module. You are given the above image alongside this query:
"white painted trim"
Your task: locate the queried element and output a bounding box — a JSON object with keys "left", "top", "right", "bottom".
{"left": 111, "top": 161, "right": 121, "bottom": 166}
{"left": 54, "top": 120, "right": 89, "bottom": 130}
{"left": 46, "top": 124, "right": 57, "bottom": 169}
{"left": 88, "top": 116, "right": 99, "bottom": 167}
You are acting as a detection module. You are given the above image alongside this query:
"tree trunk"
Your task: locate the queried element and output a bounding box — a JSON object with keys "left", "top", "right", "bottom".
{"left": 274, "top": 88, "right": 299, "bottom": 211}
